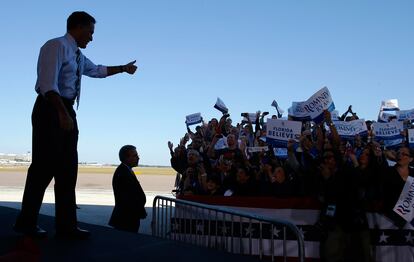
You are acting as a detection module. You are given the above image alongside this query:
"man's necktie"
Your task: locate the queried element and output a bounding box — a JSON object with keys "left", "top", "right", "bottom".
{"left": 75, "top": 49, "right": 81, "bottom": 109}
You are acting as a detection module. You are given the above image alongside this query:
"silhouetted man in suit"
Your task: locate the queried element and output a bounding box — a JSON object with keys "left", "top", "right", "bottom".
{"left": 109, "top": 145, "right": 147, "bottom": 233}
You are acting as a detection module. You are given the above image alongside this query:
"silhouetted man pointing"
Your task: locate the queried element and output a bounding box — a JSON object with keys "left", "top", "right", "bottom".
{"left": 14, "top": 11, "right": 137, "bottom": 239}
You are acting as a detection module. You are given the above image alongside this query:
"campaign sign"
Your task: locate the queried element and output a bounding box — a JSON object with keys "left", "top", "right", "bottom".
{"left": 396, "top": 109, "right": 414, "bottom": 121}
{"left": 372, "top": 121, "right": 404, "bottom": 141}
{"left": 266, "top": 119, "right": 302, "bottom": 147}
{"left": 247, "top": 146, "right": 269, "bottom": 153}
{"left": 271, "top": 100, "right": 284, "bottom": 116}
{"left": 384, "top": 139, "right": 404, "bottom": 150}
{"left": 185, "top": 113, "right": 202, "bottom": 126}
{"left": 305, "top": 87, "right": 335, "bottom": 122}
{"left": 331, "top": 110, "right": 339, "bottom": 121}
{"left": 214, "top": 137, "right": 227, "bottom": 150}
{"left": 288, "top": 101, "right": 311, "bottom": 121}
{"left": 242, "top": 113, "right": 258, "bottom": 123}
{"left": 333, "top": 119, "right": 368, "bottom": 140}
{"left": 273, "top": 147, "right": 288, "bottom": 159}
{"left": 214, "top": 97, "right": 228, "bottom": 114}
{"left": 378, "top": 111, "right": 396, "bottom": 123}
{"left": 288, "top": 87, "right": 335, "bottom": 123}
{"left": 408, "top": 129, "right": 414, "bottom": 149}
{"left": 381, "top": 99, "right": 399, "bottom": 111}
{"left": 393, "top": 176, "right": 414, "bottom": 223}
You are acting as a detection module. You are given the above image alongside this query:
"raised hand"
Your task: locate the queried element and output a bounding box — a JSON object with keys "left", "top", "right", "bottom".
{"left": 123, "top": 60, "right": 137, "bottom": 74}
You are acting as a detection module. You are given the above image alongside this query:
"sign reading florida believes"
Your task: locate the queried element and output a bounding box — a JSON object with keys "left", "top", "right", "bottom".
{"left": 332, "top": 119, "right": 368, "bottom": 140}
{"left": 288, "top": 86, "right": 335, "bottom": 123}
{"left": 372, "top": 121, "right": 404, "bottom": 141}
{"left": 266, "top": 119, "right": 302, "bottom": 147}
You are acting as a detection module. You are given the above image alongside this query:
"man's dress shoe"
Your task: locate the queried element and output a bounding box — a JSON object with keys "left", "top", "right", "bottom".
{"left": 13, "top": 225, "right": 48, "bottom": 238}
{"left": 55, "top": 227, "right": 90, "bottom": 240}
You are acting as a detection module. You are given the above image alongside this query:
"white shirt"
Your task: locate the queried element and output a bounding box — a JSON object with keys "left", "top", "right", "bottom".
{"left": 35, "top": 33, "right": 107, "bottom": 99}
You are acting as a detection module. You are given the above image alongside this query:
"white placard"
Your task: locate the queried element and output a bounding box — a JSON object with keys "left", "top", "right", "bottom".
{"left": 381, "top": 99, "right": 399, "bottom": 111}
{"left": 408, "top": 129, "right": 414, "bottom": 149}
{"left": 242, "top": 113, "right": 258, "bottom": 123}
{"left": 393, "top": 176, "right": 414, "bottom": 223}
{"left": 266, "top": 119, "right": 302, "bottom": 147}
{"left": 247, "top": 147, "right": 269, "bottom": 153}
{"left": 288, "top": 101, "right": 310, "bottom": 121}
{"left": 396, "top": 109, "right": 414, "bottom": 121}
{"left": 288, "top": 87, "right": 335, "bottom": 122}
{"left": 305, "top": 87, "right": 335, "bottom": 122}
{"left": 185, "top": 113, "right": 202, "bottom": 126}
{"left": 274, "top": 148, "right": 288, "bottom": 159}
{"left": 214, "top": 97, "right": 228, "bottom": 114}
{"left": 331, "top": 110, "right": 339, "bottom": 121}
{"left": 372, "top": 121, "right": 404, "bottom": 141}
{"left": 378, "top": 111, "right": 396, "bottom": 123}
{"left": 271, "top": 100, "right": 284, "bottom": 116}
{"left": 332, "top": 119, "right": 368, "bottom": 139}
{"left": 214, "top": 137, "right": 227, "bottom": 150}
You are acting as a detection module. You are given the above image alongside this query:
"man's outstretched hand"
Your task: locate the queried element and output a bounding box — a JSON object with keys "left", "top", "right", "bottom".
{"left": 123, "top": 60, "right": 137, "bottom": 74}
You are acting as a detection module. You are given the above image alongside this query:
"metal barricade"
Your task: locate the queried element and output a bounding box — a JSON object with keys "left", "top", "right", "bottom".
{"left": 152, "top": 196, "right": 305, "bottom": 262}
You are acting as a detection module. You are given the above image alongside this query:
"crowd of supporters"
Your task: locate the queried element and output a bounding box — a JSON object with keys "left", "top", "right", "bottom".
{"left": 168, "top": 106, "right": 414, "bottom": 261}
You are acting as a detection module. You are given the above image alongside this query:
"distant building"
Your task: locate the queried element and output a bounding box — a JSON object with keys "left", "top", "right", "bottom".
{"left": 0, "top": 152, "right": 31, "bottom": 165}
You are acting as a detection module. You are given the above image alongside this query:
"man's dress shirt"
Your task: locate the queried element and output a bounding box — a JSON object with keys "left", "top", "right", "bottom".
{"left": 35, "top": 33, "right": 107, "bottom": 100}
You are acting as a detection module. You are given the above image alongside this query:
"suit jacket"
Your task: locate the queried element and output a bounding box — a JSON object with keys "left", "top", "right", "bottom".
{"left": 109, "top": 164, "right": 147, "bottom": 231}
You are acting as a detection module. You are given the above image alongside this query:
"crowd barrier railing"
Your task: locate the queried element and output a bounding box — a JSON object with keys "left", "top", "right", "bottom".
{"left": 152, "top": 195, "right": 305, "bottom": 262}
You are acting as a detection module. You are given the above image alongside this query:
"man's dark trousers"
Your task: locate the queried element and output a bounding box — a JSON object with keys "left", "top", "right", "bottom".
{"left": 15, "top": 94, "right": 79, "bottom": 231}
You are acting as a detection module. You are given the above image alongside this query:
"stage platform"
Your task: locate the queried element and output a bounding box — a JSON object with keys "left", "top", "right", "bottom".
{"left": 0, "top": 205, "right": 258, "bottom": 262}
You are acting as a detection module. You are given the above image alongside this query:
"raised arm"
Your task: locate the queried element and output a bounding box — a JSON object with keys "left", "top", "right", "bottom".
{"left": 324, "top": 110, "right": 340, "bottom": 149}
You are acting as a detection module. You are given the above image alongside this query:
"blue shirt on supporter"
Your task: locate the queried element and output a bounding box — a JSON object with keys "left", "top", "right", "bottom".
{"left": 35, "top": 33, "right": 107, "bottom": 99}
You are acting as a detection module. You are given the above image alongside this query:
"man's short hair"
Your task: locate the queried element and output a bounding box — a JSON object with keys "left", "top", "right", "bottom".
{"left": 67, "top": 11, "right": 96, "bottom": 31}
{"left": 119, "top": 145, "right": 136, "bottom": 163}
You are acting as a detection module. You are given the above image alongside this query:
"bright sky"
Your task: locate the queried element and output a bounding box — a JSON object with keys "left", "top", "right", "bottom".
{"left": 0, "top": 1, "right": 413, "bottom": 166}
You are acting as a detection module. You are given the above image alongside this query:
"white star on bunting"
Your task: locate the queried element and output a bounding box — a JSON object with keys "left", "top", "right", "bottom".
{"left": 379, "top": 232, "right": 389, "bottom": 243}
{"left": 245, "top": 225, "right": 255, "bottom": 237}
{"left": 221, "top": 225, "right": 229, "bottom": 235}
{"left": 270, "top": 227, "right": 280, "bottom": 238}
